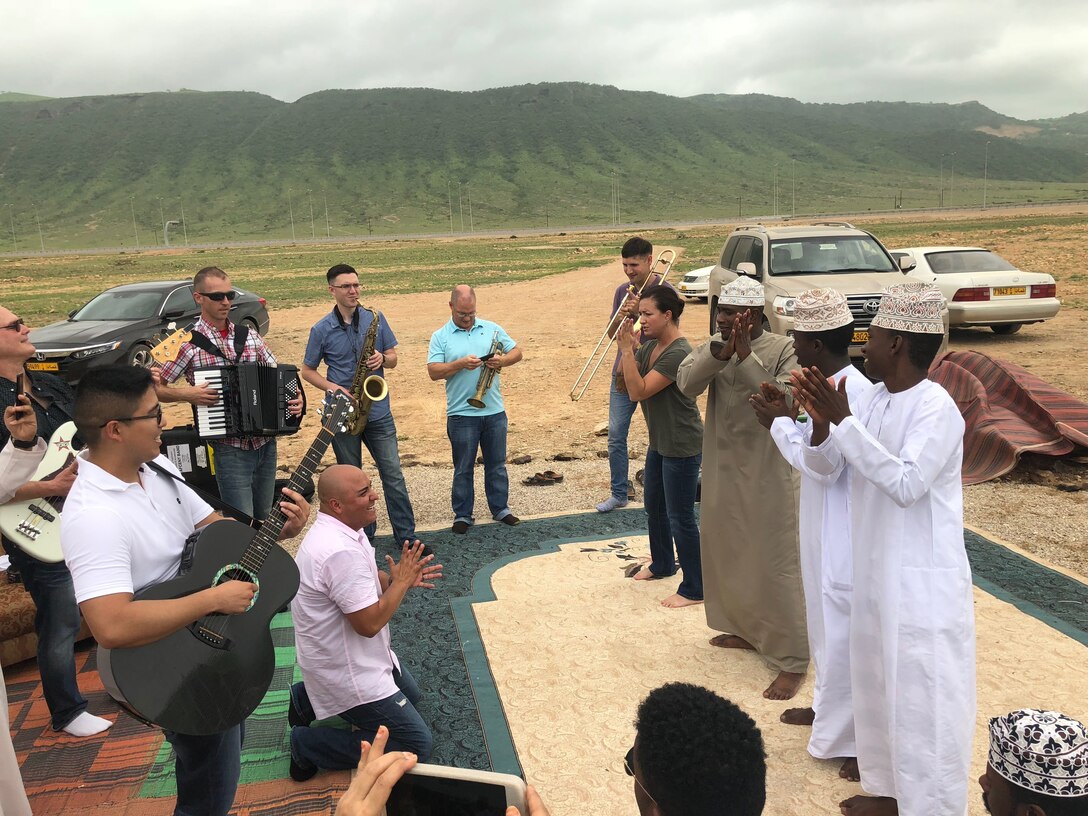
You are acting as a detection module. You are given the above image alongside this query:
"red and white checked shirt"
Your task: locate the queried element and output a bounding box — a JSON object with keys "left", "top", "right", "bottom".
{"left": 159, "top": 316, "right": 277, "bottom": 450}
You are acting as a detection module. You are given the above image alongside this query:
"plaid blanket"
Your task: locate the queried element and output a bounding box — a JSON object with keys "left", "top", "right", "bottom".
{"left": 930, "top": 350, "right": 1088, "bottom": 485}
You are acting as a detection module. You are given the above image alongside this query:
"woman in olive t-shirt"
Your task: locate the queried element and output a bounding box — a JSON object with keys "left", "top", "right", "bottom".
{"left": 615, "top": 285, "right": 704, "bottom": 607}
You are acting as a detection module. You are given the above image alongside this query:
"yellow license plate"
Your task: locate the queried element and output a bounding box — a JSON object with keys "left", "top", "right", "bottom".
{"left": 852, "top": 330, "right": 869, "bottom": 344}
{"left": 26, "top": 361, "right": 59, "bottom": 372}
{"left": 993, "top": 286, "right": 1026, "bottom": 296}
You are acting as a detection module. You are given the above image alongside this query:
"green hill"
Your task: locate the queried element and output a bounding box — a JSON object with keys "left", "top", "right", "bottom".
{"left": 0, "top": 83, "right": 1085, "bottom": 250}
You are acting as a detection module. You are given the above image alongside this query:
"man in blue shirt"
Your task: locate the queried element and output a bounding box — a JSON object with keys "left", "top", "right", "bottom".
{"left": 427, "top": 285, "right": 523, "bottom": 535}
{"left": 301, "top": 264, "right": 418, "bottom": 547}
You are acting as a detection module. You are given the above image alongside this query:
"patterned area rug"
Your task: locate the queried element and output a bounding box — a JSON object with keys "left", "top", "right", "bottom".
{"left": 6, "top": 508, "right": 1087, "bottom": 814}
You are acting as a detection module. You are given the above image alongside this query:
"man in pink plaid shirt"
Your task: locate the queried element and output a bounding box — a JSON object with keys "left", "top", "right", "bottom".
{"left": 157, "top": 266, "right": 303, "bottom": 520}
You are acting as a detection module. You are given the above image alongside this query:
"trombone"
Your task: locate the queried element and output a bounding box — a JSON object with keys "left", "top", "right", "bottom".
{"left": 569, "top": 249, "right": 676, "bottom": 401}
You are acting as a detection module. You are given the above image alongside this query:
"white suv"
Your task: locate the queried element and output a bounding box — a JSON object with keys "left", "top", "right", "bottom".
{"left": 707, "top": 222, "right": 918, "bottom": 359}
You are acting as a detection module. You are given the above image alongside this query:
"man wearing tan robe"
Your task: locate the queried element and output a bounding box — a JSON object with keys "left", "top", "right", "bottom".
{"left": 677, "top": 276, "right": 809, "bottom": 700}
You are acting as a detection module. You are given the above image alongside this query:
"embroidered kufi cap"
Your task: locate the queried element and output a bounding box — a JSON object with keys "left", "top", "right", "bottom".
{"left": 793, "top": 288, "right": 853, "bottom": 332}
{"left": 719, "top": 276, "right": 764, "bottom": 307}
{"left": 870, "top": 282, "right": 945, "bottom": 335}
{"left": 988, "top": 709, "right": 1088, "bottom": 797}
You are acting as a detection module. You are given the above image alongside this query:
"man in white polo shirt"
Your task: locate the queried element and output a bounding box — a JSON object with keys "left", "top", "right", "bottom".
{"left": 61, "top": 365, "right": 310, "bottom": 816}
{"left": 287, "top": 465, "right": 442, "bottom": 782}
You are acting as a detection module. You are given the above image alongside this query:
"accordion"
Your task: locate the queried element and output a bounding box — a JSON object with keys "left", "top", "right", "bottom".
{"left": 192, "top": 364, "right": 305, "bottom": 439}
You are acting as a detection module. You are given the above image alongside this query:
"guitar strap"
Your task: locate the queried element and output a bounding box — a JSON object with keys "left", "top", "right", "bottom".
{"left": 145, "top": 460, "right": 257, "bottom": 529}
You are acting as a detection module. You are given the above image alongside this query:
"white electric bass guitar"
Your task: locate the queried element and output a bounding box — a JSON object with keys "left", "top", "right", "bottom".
{"left": 0, "top": 421, "right": 78, "bottom": 562}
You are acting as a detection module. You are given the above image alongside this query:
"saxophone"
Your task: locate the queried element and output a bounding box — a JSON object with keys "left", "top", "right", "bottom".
{"left": 347, "top": 306, "right": 389, "bottom": 435}
{"left": 467, "top": 331, "right": 502, "bottom": 409}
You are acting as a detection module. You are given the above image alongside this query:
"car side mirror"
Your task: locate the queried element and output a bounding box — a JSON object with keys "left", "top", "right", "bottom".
{"left": 67, "top": 309, "right": 77, "bottom": 319}
{"left": 162, "top": 309, "right": 186, "bottom": 320}
{"left": 736, "top": 262, "right": 758, "bottom": 278}
{"left": 898, "top": 256, "right": 916, "bottom": 273}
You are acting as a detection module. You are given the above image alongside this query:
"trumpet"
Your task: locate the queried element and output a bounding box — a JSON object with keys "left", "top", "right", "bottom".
{"left": 568, "top": 249, "right": 675, "bottom": 401}
{"left": 468, "top": 331, "right": 502, "bottom": 409}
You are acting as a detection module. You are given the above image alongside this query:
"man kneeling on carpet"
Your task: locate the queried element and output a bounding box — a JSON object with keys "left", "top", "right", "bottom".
{"left": 288, "top": 464, "right": 443, "bottom": 781}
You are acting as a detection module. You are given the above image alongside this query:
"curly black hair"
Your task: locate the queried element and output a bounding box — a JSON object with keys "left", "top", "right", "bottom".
{"left": 898, "top": 330, "right": 944, "bottom": 370}
{"left": 635, "top": 683, "right": 766, "bottom": 816}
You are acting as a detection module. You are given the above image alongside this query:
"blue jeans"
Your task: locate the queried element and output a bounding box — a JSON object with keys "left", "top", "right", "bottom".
{"left": 211, "top": 440, "right": 278, "bottom": 521}
{"left": 163, "top": 723, "right": 244, "bottom": 816}
{"left": 643, "top": 449, "right": 703, "bottom": 601}
{"left": 4, "top": 543, "right": 86, "bottom": 730}
{"left": 608, "top": 382, "right": 638, "bottom": 500}
{"left": 446, "top": 412, "right": 512, "bottom": 526}
{"left": 331, "top": 414, "right": 417, "bottom": 544}
{"left": 289, "top": 665, "right": 432, "bottom": 770}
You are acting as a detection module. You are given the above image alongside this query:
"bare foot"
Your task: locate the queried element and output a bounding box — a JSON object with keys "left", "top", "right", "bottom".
{"left": 839, "top": 758, "right": 860, "bottom": 782}
{"left": 632, "top": 567, "right": 657, "bottom": 581}
{"left": 709, "top": 634, "right": 756, "bottom": 650}
{"left": 839, "top": 795, "right": 897, "bottom": 816}
{"left": 763, "top": 670, "right": 805, "bottom": 700}
{"left": 660, "top": 593, "right": 703, "bottom": 608}
{"left": 780, "top": 706, "right": 815, "bottom": 726}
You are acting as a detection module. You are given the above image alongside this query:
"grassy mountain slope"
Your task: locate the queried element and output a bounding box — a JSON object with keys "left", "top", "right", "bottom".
{"left": 0, "top": 83, "right": 1085, "bottom": 250}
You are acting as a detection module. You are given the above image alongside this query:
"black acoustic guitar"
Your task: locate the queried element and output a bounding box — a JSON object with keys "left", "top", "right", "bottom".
{"left": 97, "top": 391, "right": 352, "bottom": 736}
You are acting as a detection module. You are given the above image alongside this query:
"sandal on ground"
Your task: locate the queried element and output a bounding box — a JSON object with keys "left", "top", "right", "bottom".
{"left": 541, "top": 470, "right": 564, "bottom": 483}
{"left": 523, "top": 473, "right": 555, "bottom": 486}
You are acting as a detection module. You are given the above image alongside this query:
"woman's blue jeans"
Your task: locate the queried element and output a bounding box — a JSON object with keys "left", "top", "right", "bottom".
{"left": 643, "top": 449, "right": 703, "bottom": 600}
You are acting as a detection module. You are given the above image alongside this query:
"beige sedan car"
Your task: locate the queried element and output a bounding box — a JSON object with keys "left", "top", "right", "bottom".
{"left": 894, "top": 246, "right": 1060, "bottom": 334}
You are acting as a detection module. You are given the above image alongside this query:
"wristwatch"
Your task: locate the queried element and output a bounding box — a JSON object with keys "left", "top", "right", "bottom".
{"left": 11, "top": 436, "right": 38, "bottom": 450}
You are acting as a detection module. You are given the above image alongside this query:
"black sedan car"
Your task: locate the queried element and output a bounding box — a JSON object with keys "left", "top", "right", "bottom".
{"left": 27, "top": 280, "right": 271, "bottom": 382}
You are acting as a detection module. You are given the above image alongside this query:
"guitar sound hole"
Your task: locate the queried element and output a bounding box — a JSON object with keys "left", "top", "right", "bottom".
{"left": 218, "top": 567, "right": 252, "bottom": 585}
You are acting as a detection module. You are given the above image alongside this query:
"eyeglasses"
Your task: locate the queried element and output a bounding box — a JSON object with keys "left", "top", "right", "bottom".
{"left": 197, "top": 290, "right": 238, "bottom": 302}
{"left": 454, "top": 311, "right": 476, "bottom": 319}
{"left": 624, "top": 747, "right": 657, "bottom": 806}
{"left": 99, "top": 404, "right": 164, "bottom": 428}
{"left": 331, "top": 283, "right": 362, "bottom": 291}
{"left": 0, "top": 318, "right": 27, "bottom": 331}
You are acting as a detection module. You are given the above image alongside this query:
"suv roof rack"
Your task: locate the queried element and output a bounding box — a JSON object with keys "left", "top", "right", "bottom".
{"left": 732, "top": 225, "right": 769, "bottom": 234}
{"left": 809, "top": 221, "right": 856, "bottom": 229}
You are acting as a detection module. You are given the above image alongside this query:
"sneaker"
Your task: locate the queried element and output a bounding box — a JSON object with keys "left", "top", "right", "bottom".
{"left": 452, "top": 521, "right": 470, "bottom": 535}
{"left": 500, "top": 515, "right": 521, "bottom": 526}
{"left": 596, "top": 496, "right": 629, "bottom": 513}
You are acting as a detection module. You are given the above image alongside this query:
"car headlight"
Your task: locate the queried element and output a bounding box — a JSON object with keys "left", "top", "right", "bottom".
{"left": 70, "top": 341, "right": 122, "bottom": 360}
{"left": 772, "top": 296, "right": 796, "bottom": 317}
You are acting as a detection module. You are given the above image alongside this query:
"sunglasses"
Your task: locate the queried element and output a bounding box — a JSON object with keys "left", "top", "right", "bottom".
{"left": 99, "top": 404, "right": 164, "bottom": 428}
{"left": 0, "top": 318, "right": 27, "bottom": 331}
{"left": 624, "top": 747, "right": 657, "bottom": 806}
{"left": 198, "top": 290, "right": 238, "bottom": 302}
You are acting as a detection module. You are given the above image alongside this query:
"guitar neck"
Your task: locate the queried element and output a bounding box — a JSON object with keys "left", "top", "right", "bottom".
{"left": 236, "top": 422, "right": 335, "bottom": 574}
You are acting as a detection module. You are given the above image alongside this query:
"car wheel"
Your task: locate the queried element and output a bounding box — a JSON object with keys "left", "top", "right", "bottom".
{"left": 990, "top": 324, "right": 1022, "bottom": 335}
{"left": 127, "top": 342, "right": 154, "bottom": 368}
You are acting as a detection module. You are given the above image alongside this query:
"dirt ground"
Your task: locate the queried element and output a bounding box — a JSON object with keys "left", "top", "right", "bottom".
{"left": 169, "top": 205, "right": 1087, "bottom": 577}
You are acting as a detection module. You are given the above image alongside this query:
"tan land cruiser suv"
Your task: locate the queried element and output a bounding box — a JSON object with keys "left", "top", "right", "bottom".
{"left": 707, "top": 222, "right": 920, "bottom": 359}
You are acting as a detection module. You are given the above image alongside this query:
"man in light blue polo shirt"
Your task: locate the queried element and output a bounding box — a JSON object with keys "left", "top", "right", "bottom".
{"left": 427, "top": 285, "right": 523, "bottom": 535}
{"left": 301, "top": 264, "right": 418, "bottom": 547}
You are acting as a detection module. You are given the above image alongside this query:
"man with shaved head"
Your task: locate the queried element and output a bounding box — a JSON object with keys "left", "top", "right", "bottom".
{"left": 427, "top": 284, "right": 523, "bottom": 534}
{"left": 287, "top": 465, "right": 442, "bottom": 781}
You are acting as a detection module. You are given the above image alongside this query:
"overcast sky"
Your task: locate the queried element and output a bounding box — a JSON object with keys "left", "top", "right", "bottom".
{"left": 3, "top": 0, "right": 1086, "bottom": 120}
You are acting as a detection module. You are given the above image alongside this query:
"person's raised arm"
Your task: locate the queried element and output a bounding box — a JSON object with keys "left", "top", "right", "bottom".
{"left": 344, "top": 542, "right": 443, "bottom": 638}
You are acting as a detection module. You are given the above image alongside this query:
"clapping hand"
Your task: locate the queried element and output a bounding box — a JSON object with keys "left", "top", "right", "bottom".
{"left": 732, "top": 310, "right": 754, "bottom": 361}
{"left": 616, "top": 317, "right": 638, "bottom": 354}
{"left": 388, "top": 541, "right": 443, "bottom": 590}
{"left": 790, "top": 367, "right": 851, "bottom": 426}
{"left": 749, "top": 381, "right": 796, "bottom": 429}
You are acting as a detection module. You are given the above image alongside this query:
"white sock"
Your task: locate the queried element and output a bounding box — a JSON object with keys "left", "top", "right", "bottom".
{"left": 63, "top": 711, "right": 113, "bottom": 737}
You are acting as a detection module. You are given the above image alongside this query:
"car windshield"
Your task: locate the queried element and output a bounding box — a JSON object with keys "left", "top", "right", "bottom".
{"left": 923, "top": 250, "right": 1018, "bottom": 274}
{"left": 769, "top": 237, "right": 897, "bottom": 275}
{"left": 73, "top": 290, "right": 164, "bottom": 320}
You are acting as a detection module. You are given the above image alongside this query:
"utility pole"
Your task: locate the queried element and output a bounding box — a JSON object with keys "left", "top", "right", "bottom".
{"left": 33, "top": 204, "right": 44, "bottom": 252}
{"left": 447, "top": 180, "right": 454, "bottom": 234}
{"left": 772, "top": 163, "right": 779, "bottom": 217}
{"left": 983, "top": 141, "right": 990, "bottom": 208}
{"left": 157, "top": 197, "right": 166, "bottom": 246}
{"left": 948, "top": 152, "right": 956, "bottom": 206}
{"left": 288, "top": 189, "right": 296, "bottom": 242}
{"left": 323, "top": 188, "right": 331, "bottom": 237}
{"left": 130, "top": 197, "right": 141, "bottom": 249}
{"left": 179, "top": 199, "right": 189, "bottom": 245}
{"left": 939, "top": 154, "right": 945, "bottom": 207}
{"left": 307, "top": 189, "right": 315, "bottom": 239}
{"left": 7, "top": 205, "right": 15, "bottom": 251}
{"left": 467, "top": 190, "right": 473, "bottom": 232}
{"left": 458, "top": 182, "right": 465, "bottom": 232}
{"left": 791, "top": 159, "right": 797, "bottom": 216}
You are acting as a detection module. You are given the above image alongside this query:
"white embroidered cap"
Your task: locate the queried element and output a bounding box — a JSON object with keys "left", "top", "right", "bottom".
{"left": 870, "top": 282, "right": 945, "bottom": 335}
{"left": 719, "top": 276, "right": 764, "bottom": 307}
{"left": 793, "top": 288, "right": 853, "bottom": 332}
{"left": 988, "top": 709, "right": 1088, "bottom": 797}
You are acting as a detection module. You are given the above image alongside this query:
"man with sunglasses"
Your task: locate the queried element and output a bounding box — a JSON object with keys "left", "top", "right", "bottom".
{"left": 0, "top": 304, "right": 113, "bottom": 738}
{"left": 157, "top": 267, "right": 303, "bottom": 522}
{"left": 301, "top": 264, "right": 419, "bottom": 549}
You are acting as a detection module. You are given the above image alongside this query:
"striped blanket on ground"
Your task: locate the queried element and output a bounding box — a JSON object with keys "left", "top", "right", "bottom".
{"left": 930, "top": 350, "right": 1088, "bottom": 485}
